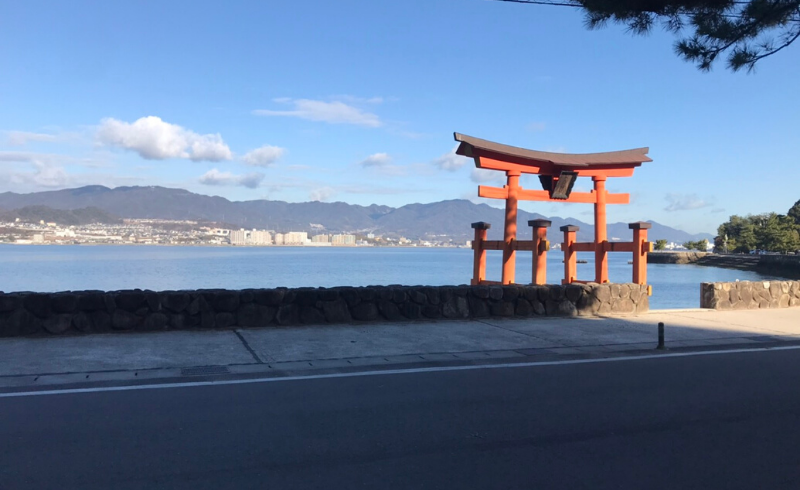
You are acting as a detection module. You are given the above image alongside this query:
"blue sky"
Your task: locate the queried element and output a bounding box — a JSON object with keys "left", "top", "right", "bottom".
{"left": 1, "top": 0, "right": 798, "bottom": 235}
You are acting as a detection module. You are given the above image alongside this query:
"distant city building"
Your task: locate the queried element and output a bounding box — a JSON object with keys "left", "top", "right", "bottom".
{"left": 274, "top": 233, "right": 284, "bottom": 245}
{"left": 229, "top": 229, "right": 248, "bottom": 246}
{"left": 283, "top": 231, "right": 308, "bottom": 245}
{"left": 331, "top": 234, "right": 356, "bottom": 246}
{"left": 367, "top": 233, "right": 375, "bottom": 239}
{"left": 311, "top": 234, "right": 329, "bottom": 243}
{"left": 250, "top": 230, "right": 272, "bottom": 245}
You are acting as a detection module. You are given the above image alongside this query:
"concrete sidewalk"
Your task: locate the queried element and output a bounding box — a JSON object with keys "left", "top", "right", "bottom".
{"left": 1, "top": 308, "right": 799, "bottom": 388}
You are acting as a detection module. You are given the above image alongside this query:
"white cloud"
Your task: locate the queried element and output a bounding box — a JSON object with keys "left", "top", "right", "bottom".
{"left": 309, "top": 187, "right": 336, "bottom": 202}
{"left": 253, "top": 99, "right": 382, "bottom": 127}
{"left": 97, "top": 116, "right": 233, "bottom": 161}
{"left": 470, "top": 168, "right": 504, "bottom": 184}
{"left": 664, "top": 193, "right": 713, "bottom": 212}
{"left": 6, "top": 131, "right": 59, "bottom": 146}
{"left": 433, "top": 145, "right": 470, "bottom": 171}
{"left": 198, "top": 168, "right": 264, "bottom": 189}
{"left": 242, "top": 145, "right": 285, "bottom": 167}
{"left": 360, "top": 153, "right": 391, "bottom": 167}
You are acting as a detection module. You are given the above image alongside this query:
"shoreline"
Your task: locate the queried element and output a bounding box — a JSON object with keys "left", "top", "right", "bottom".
{"left": 648, "top": 252, "right": 800, "bottom": 280}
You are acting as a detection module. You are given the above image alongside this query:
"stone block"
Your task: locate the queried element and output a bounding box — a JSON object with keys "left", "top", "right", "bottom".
{"left": 502, "top": 286, "right": 520, "bottom": 301}
{"left": 112, "top": 310, "right": 141, "bottom": 330}
{"left": 618, "top": 284, "right": 631, "bottom": 300}
{"left": 23, "top": 294, "right": 51, "bottom": 319}
{"left": 549, "top": 286, "right": 565, "bottom": 301}
{"left": 401, "top": 302, "right": 423, "bottom": 320}
{"left": 472, "top": 286, "right": 490, "bottom": 299}
{"left": 421, "top": 288, "right": 440, "bottom": 305}
{"left": 421, "top": 305, "right": 442, "bottom": 319}
{"left": 145, "top": 291, "right": 161, "bottom": 312}
{"left": 51, "top": 293, "right": 78, "bottom": 313}
{"left": 522, "top": 287, "right": 539, "bottom": 303}
{"left": 294, "top": 288, "right": 318, "bottom": 307}
{"left": 89, "top": 311, "right": 112, "bottom": 332}
{"left": 409, "top": 289, "right": 428, "bottom": 305}
{"left": 1, "top": 309, "right": 41, "bottom": 336}
{"left": 276, "top": 304, "right": 299, "bottom": 325}
{"left": 564, "top": 286, "right": 582, "bottom": 303}
{"left": 0, "top": 294, "right": 22, "bottom": 312}
{"left": 340, "top": 288, "right": 361, "bottom": 307}
{"left": 236, "top": 303, "right": 276, "bottom": 327}
{"left": 239, "top": 289, "right": 255, "bottom": 304}
{"left": 729, "top": 288, "right": 740, "bottom": 304}
{"left": 391, "top": 288, "right": 407, "bottom": 303}
{"left": 515, "top": 298, "right": 533, "bottom": 316}
{"left": 253, "top": 289, "right": 285, "bottom": 306}
{"left": 442, "top": 297, "right": 469, "bottom": 319}
{"left": 322, "top": 299, "right": 351, "bottom": 323}
{"left": 116, "top": 290, "right": 146, "bottom": 311}
{"left": 318, "top": 288, "right": 339, "bottom": 302}
{"left": 72, "top": 311, "right": 92, "bottom": 332}
{"left": 378, "top": 300, "right": 404, "bottom": 321}
{"left": 490, "top": 301, "right": 515, "bottom": 317}
{"left": 358, "top": 288, "right": 377, "bottom": 302}
{"left": 488, "top": 287, "right": 504, "bottom": 301}
{"left": 143, "top": 313, "right": 170, "bottom": 331}
{"left": 779, "top": 294, "right": 790, "bottom": 308}
{"left": 467, "top": 296, "right": 490, "bottom": 318}
{"left": 352, "top": 302, "right": 379, "bottom": 321}
{"left": 593, "top": 285, "right": 611, "bottom": 303}
{"left": 610, "top": 284, "right": 621, "bottom": 298}
{"left": 162, "top": 292, "right": 191, "bottom": 313}
{"left": 214, "top": 292, "right": 240, "bottom": 312}
{"left": 299, "top": 307, "right": 325, "bottom": 325}
{"left": 532, "top": 299, "right": 546, "bottom": 316}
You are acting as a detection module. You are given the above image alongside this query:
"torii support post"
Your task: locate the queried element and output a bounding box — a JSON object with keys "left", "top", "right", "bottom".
{"left": 561, "top": 225, "right": 579, "bottom": 285}
{"left": 529, "top": 219, "right": 551, "bottom": 285}
{"left": 471, "top": 221, "right": 491, "bottom": 285}
{"left": 502, "top": 171, "right": 521, "bottom": 285}
{"left": 593, "top": 176, "right": 609, "bottom": 284}
{"left": 629, "top": 221, "right": 652, "bottom": 285}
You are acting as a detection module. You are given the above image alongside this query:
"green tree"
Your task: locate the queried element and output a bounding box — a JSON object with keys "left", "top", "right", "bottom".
{"left": 654, "top": 239, "right": 668, "bottom": 250}
{"left": 788, "top": 199, "right": 800, "bottom": 226}
{"left": 498, "top": 0, "right": 800, "bottom": 71}
{"left": 755, "top": 213, "right": 800, "bottom": 252}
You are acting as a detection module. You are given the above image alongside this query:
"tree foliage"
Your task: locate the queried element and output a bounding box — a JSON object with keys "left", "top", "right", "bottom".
{"left": 654, "top": 238, "right": 669, "bottom": 250}
{"left": 683, "top": 239, "right": 710, "bottom": 250}
{"left": 498, "top": 0, "right": 800, "bottom": 71}
{"left": 716, "top": 204, "right": 800, "bottom": 253}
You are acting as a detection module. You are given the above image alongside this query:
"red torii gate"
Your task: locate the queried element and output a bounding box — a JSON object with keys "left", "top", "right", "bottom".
{"left": 455, "top": 133, "right": 654, "bottom": 287}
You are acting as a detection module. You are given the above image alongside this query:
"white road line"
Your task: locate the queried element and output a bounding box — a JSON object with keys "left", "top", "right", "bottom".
{"left": 3, "top": 344, "right": 800, "bottom": 399}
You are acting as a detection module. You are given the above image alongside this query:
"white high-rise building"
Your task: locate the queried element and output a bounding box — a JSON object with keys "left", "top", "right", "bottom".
{"left": 229, "top": 229, "right": 248, "bottom": 245}
{"left": 250, "top": 230, "right": 272, "bottom": 245}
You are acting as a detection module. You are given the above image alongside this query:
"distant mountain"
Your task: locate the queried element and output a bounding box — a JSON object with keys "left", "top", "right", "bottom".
{"left": 0, "top": 186, "right": 713, "bottom": 243}
{"left": 0, "top": 205, "right": 121, "bottom": 226}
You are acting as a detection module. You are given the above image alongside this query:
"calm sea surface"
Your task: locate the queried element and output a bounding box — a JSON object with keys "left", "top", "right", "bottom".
{"left": 0, "top": 245, "right": 779, "bottom": 309}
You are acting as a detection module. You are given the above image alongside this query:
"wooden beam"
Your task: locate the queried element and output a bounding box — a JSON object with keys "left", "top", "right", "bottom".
{"left": 607, "top": 242, "right": 635, "bottom": 253}
{"left": 517, "top": 189, "right": 629, "bottom": 204}
{"left": 478, "top": 185, "right": 509, "bottom": 200}
{"left": 512, "top": 240, "right": 537, "bottom": 251}
{"left": 572, "top": 242, "right": 595, "bottom": 252}
{"left": 480, "top": 186, "right": 628, "bottom": 204}
{"left": 482, "top": 240, "right": 505, "bottom": 250}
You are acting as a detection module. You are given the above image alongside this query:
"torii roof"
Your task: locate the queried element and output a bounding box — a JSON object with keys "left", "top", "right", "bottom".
{"left": 454, "top": 133, "right": 652, "bottom": 167}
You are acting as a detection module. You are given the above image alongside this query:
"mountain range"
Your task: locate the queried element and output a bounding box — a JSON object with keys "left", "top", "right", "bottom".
{"left": 0, "top": 186, "right": 714, "bottom": 243}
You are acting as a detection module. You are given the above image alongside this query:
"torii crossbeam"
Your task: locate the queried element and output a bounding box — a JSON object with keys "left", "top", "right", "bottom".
{"left": 455, "top": 133, "right": 653, "bottom": 285}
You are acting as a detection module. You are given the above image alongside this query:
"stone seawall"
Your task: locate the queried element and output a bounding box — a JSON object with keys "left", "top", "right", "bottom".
{"left": 0, "top": 283, "right": 650, "bottom": 338}
{"left": 701, "top": 281, "right": 800, "bottom": 310}
{"left": 649, "top": 252, "right": 800, "bottom": 279}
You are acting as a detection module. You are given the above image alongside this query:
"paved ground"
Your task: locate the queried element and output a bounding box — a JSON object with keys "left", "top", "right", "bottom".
{"left": 1, "top": 308, "right": 799, "bottom": 385}
{"left": 4, "top": 347, "right": 800, "bottom": 489}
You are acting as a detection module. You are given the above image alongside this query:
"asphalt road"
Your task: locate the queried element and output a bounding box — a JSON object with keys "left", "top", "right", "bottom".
{"left": 3, "top": 349, "right": 800, "bottom": 489}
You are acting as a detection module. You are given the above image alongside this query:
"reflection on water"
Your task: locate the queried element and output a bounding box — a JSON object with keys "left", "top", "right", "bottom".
{"left": 0, "top": 245, "right": 779, "bottom": 309}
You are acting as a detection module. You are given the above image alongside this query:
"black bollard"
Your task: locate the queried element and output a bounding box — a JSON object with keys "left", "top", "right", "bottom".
{"left": 656, "top": 322, "right": 666, "bottom": 350}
